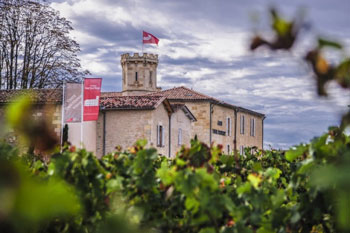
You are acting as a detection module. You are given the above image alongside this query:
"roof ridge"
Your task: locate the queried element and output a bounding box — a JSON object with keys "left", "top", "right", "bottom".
{"left": 177, "top": 86, "right": 219, "bottom": 101}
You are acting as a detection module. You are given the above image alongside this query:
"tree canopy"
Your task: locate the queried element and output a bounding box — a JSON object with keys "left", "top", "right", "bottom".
{"left": 0, "top": 0, "right": 89, "bottom": 89}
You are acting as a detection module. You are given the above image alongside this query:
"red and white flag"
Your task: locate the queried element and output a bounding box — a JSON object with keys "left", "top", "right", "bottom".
{"left": 83, "top": 78, "right": 102, "bottom": 121}
{"left": 143, "top": 31, "right": 159, "bottom": 45}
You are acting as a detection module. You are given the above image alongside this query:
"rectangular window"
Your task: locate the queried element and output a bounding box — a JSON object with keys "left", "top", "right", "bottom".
{"left": 212, "top": 129, "right": 226, "bottom": 136}
{"left": 217, "top": 121, "right": 222, "bottom": 126}
{"left": 227, "top": 144, "right": 230, "bottom": 154}
{"left": 178, "top": 128, "right": 182, "bottom": 145}
{"left": 239, "top": 145, "right": 245, "bottom": 156}
{"left": 157, "top": 125, "right": 164, "bottom": 147}
{"left": 250, "top": 118, "right": 256, "bottom": 136}
{"left": 240, "top": 115, "right": 245, "bottom": 134}
{"left": 149, "top": 71, "right": 153, "bottom": 85}
{"left": 226, "top": 117, "right": 231, "bottom": 136}
{"left": 135, "top": 71, "right": 138, "bottom": 82}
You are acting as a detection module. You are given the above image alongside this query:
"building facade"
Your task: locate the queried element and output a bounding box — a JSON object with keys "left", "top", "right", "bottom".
{"left": 98, "top": 53, "right": 265, "bottom": 157}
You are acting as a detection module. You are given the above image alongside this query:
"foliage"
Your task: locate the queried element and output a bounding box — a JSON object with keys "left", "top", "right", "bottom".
{"left": 0, "top": 142, "right": 80, "bottom": 233}
{"left": 1, "top": 94, "right": 350, "bottom": 233}
{"left": 0, "top": 0, "right": 89, "bottom": 89}
{"left": 250, "top": 7, "right": 350, "bottom": 129}
{"left": 2, "top": 131, "right": 349, "bottom": 233}
{"left": 1, "top": 93, "right": 350, "bottom": 232}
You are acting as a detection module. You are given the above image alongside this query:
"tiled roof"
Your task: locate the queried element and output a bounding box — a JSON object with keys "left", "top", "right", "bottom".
{"left": 0, "top": 89, "right": 62, "bottom": 104}
{"left": 147, "top": 86, "right": 219, "bottom": 101}
{"left": 147, "top": 86, "right": 264, "bottom": 117}
{"left": 101, "top": 92, "right": 122, "bottom": 98}
{"left": 100, "top": 95, "right": 166, "bottom": 110}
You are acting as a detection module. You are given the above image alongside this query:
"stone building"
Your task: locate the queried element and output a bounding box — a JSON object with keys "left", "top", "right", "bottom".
{"left": 0, "top": 53, "right": 265, "bottom": 158}
{"left": 99, "top": 53, "right": 265, "bottom": 157}
{"left": 95, "top": 95, "right": 196, "bottom": 157}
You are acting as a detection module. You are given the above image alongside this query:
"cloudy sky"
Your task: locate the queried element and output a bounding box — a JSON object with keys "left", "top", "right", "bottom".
{"left": 50, "top": 0, "right": 350, "bottom": 149}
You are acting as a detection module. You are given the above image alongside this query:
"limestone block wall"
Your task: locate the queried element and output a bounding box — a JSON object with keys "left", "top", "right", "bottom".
{"left": 95, "top": 103, "right": 170, "bottom": 157}
{"left": 236, "top": 111, "right": 263, "bottom": 151}
{"left": 170, "top": 109, "right": 192, "bottom": 157}
{"left": 151, "top": 103, "right": 170, "bottom": 156}
{"left": 211, "top": 104, "right": 236, "bottom": 154}
{"left": 167, "top": 101, "right": 264, "bottom": 154}
{"left": 182, "top": 102, "right": 211, "bottom": 144}
{"left": 96, "top": 109, "right": 153, "bottom": 157}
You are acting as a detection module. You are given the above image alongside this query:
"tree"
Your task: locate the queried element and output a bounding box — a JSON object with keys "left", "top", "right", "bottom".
{"left": 0, "top": 0, "right": 89, "bottom": 90}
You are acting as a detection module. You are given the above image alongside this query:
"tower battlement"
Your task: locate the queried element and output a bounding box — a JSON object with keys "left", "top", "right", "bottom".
{"left": 121, "top": 53, "right": 158, "bottom": 65}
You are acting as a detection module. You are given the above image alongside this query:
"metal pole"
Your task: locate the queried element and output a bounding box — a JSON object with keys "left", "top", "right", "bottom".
{"left": 60, "top": 82, "right": 65, "bottom": 151}
{"left": 80, "top": 79, "right": 84, "bottom": 149}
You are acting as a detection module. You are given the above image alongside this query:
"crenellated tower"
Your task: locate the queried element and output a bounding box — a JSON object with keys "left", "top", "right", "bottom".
{"left": 120, "top": 53, "right": 161, "bottom": 96}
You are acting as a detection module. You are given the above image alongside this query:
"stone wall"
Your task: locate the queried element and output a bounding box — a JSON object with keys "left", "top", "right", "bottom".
{"left": 168, "top": 101, "right": 264, "bottom": 154}
{"left": 170, "top": 108, "right": 192, "bottom": 157}
{"left": 151, "top": 103, "right": 170, "bottom": 156}
{"left": 95, "top": 103, "right": 171, "bottom": 157}
{"left": 96, "top": 109, "right": 153, "bottom": 157}
{"left": 182, "top": 101, "right": 211, "bottom": 144}
{"left": 236, "top": 111, "right": 264, "bottom": 151}
{"left": 211, "top": 104, "right": 236, "bottom": 154}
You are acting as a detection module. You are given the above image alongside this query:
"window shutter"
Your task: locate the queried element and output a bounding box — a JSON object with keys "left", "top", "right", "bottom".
{"left": 250, "top": 118, "right": 253, "bottom": 136}
{"left": 226, "top": 117, "right": 229, "bottom": 136}
{"left": 240, "top": 115, "right": 245, "bottom": 134}
{"left": 178, "top": 128, "right": 182, "bottom": 145}
{"left": 227, "top": 117, "right": 231, "bottom": 136}
{"left": 253, "top": 118, "right": 256, "bottom": 136}
{"left": 162, "top": 126, "right": 165, "bottom": 147}
{"left": 157, "top": 125, "right": 160, "bottom": 146}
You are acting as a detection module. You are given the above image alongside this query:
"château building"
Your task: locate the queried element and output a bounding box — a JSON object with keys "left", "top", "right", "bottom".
{"left": 96, "top": 53, "right": 265, "bottom": 157}
{"left": 0, "top": 53, "right": 265, "bottom": 158}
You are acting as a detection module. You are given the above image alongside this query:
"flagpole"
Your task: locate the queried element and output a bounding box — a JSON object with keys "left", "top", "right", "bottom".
{"left": 60, "top": 81, "right": 65, "bottom": 151}
{"left": 142, "top": 31, "right": 144, "bottom": 54}
{"left": 80, "top": 79, "right": 84, "bottom": 149}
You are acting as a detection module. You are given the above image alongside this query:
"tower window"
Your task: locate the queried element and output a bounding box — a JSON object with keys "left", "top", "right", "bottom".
{"left": 149, "top": 71, "right": 153, "bottom": 86}
{"left": 135, "top": 72, "right": 138, "bottom": 82}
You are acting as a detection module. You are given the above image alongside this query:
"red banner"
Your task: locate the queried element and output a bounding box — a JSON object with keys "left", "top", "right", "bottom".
{"left": 83, "top": 78, "right": 102, "bottom": 121}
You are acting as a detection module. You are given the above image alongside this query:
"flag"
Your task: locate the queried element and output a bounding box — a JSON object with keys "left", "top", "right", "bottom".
{"left": 143, "top": 31, "right": 159, "bottom": 45}
{"left": 64, "top": 82, "right": 82, "bottom": 123}
{"left": 83, "top": 78, "right": 102, "bottom": 121}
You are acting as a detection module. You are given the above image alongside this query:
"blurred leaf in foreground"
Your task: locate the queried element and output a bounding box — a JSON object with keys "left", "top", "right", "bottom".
{"left": 0, "top": 143, "right": 80, "bottom": 233}
{"left": 5, "top": 94, "right": 59, "bottom": 154}
{"left": 250, "top": 8, "right": 304, "bottom": 51}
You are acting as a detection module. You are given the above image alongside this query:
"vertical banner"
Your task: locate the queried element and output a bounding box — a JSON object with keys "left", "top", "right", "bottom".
{"left": 64, "top": 82, "right": 83, "bottom": 123}
{"left": 83, "top": 78, "right": 102, "bottom": 121}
